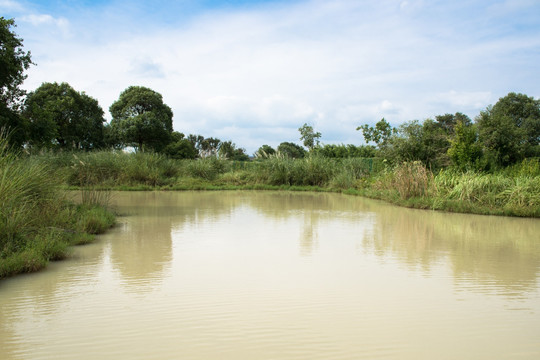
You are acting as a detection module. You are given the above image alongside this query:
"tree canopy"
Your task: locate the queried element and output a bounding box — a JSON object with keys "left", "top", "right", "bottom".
{"left": 0, "top": 17, "right": 32, "bottom": 111}
{"left": 0, "top": 17, "right": 33, "bottom": 147}
{"left": 298, "top": 123, "right": 321, "bottom": 150}
{"left": 477, "top": 92, "right": 540, "bottom": 167}
{"left": 255, "top": 144, "right": 276, "bottom": 158}
{"left": 109, "top": 86, "right": 173, "bottom": 151}
{"left": 277, "top": 142, "right": 306, "bottom": 158}
{"left": 357, "top": 118, "right": 395, "bottom": 148}
{"left": 163, "top": 136, "right": 198, "bottom": 159}
{"left": 23, "top": 82, "right": 106, "bottom": 150}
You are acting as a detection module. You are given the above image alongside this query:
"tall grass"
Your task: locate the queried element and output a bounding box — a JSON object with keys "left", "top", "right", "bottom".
{"left": 373, "top": 161, "right": 434, "bottom": 199}
{"left": 39, "top": 150, "right": 382, "bottom": 189}
{"left": 254, "top": 154, "right": 377, "bottom": 187}
{"left": 0, "top": 136, "right": 116, "bottom": 278}
{"left": 0, "top": 138, "right": 58, "bottom": 256}
{"left": 26, "top": 149, "right": 539, "bottom": 217}
{"left": 434, "top": 167, "right": 540, "bottom": 215}
{"left": 63, "top": 151, "right": 181, "bottom": 187}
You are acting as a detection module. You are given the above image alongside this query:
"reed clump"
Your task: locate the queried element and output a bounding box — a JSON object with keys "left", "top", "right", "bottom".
{"left": 62, "top": 150, "right": 180, "bottom": 187}
{"left": 434, "top": 167, "right": 540, "bottom": 215}
{"left": 373, "top": 161, "right": 434, "bottom": 199}
{"left": 0, "top": 136, "right": 116, "bottom": 279}
{"left": 27, "top": 149, "right": 538, "bottom": 217}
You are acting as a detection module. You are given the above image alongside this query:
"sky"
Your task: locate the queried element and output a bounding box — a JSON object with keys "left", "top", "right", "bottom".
{"left": 2, "top": 0, "right": 540, "bottom": 153}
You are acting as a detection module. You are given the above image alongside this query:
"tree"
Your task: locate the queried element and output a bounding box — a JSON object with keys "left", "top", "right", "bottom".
{"left": 0, "top": 17, "right": 33, "bottom": 147}
{"left": 356, "top": 118, "right": 395, "bottom": 148}
{"left": 200, "top": 137, "right": 221, "bottom": 157}
{"left": 109, "top": 86, "right": 173, "bottom": 151}
{"left": 383, "top": 120, "right": 424, "bottom": 163}
{"left": 277, "top": 142, "right": 306, "bottom": 158}
{"left": 420, "top": 118, "right": 452, "bottom": 169}
{"left": 186, "top": 134, "right": 221, "bottom": 157}
{"left": 298, "top": 123, "right": 321, "bottom": 150}
{"left": 23, "top": 82, "right": 105, "bottom": 149}
{"left": 313, "top": 144, "right": 377, "bottom": 158}
{"left": 163, "top": 139, "right": 198, "bottom": 159}
{"left": 477, "top": 92, "right": 540, "bottom": 167}
{"left": 382, "top": 119, "right": 451, "bottom": 170}
{"left": 255, "top": 144, "right": 276, "bottom": 158}
{"left": 447, "top": 121, "right": 482, "bottom": 170}
{"left": 435, "top": 112, "right": 471, "bottom": 135}
{"left": 218, "top": 140, "right": 249, "bottom": 161}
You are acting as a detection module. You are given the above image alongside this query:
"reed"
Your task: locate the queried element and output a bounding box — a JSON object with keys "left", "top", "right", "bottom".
{"left": 184, "top": 157, "right": 227, "bottom": 180}
{"left": 373, "top": 161, "right": 434, "bottom": 199}
{"left": 0, "top": 136, "right": 116, "bottom": 278}
{"left": 23, "top": 149, "right": 538, "bottom": 217}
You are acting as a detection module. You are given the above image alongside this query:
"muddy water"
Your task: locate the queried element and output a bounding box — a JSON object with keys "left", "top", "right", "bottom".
{"left": 1, "top": 191, "right": 539, "bottom": 359}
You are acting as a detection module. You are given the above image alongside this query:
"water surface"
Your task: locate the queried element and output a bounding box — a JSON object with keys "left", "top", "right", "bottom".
{"left": 1, "top": 191, "right": 539, "bottom": 359}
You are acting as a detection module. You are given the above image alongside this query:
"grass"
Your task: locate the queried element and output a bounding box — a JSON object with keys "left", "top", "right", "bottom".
{"left": 0, "top": 136, "right": 116, "bottom": 279}
{"left": 29, "top": 149, "right": 540, "bottom": 218}
{"left": 365, "top": 160, "right": 539, "bottom": 217}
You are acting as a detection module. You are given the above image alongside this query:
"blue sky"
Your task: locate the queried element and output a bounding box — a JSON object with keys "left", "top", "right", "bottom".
{"left": 2, "top": 0, "right": 540, "bottom": 153}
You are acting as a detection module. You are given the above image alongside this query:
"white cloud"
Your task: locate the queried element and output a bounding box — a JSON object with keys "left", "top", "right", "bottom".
{"left": 20, "top": 13, "right": 69, "bottom": 29}
{"left": 16, "top": 0, "right": 540, "bottom": 151}
{"left": 0, "top": 0, "right": 23, "bottom": 11}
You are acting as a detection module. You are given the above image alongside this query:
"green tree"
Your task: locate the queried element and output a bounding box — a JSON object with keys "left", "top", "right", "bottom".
{"left": 200, "top": 137, "right": 221, "bottom": 157}
{"left": 313, "top": 144, "right": 377, "bottom": 158}
{"left": 0, "top": 17, "right": 33, "bottom": 147}
{"left": 383, "top": 119, "right": 451, "bottom": 170}
{"left": 356, "top": 118, "right": 395, "bottom": 148}
{"left": 186, "top": 134, "right": 221, "bottom": 157}
{"left": 218, "top": 140, "right": 249, "bottom": 161}
{"left": 477, "top": 92, "right": 540, "bottom": 167}
{"left": 277, "top": 142, "right": 306, "bottom": 158}
{"left": 23, "top": 82, "right": 105, "bottom": 149}
{"left": 420, "top": 118, "right": 452, "bottom": 169}
{"left": 109, "top": 86, "right": 173, "bottom": 151}
{"left": 384, "top": 120, "right": 424, "bottom": 162}
{"left": 435, "top": 112, "right": 471, "bottom": 135}
{"left": 163, "top": 139, "right": 198, "bottom": 159}
{"left": 255, "top": 144, "right": 276, "bottom": 158}
{"left": 298, "top": 123, "right": 321, "bottom": 150}
{"left": 447, "top": 121, "right": 482, "bottom": 170}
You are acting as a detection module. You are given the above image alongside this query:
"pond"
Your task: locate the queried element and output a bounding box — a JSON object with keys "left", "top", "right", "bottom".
{"left": 1, "top": 191, "right": 539, "bottom": 359}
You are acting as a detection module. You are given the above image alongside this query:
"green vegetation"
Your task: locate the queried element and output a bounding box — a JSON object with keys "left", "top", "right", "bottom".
{"left": 108, "top": 86, "right": 173, "bottom": 152}
{"left": 367, "top": 160, "right": 540, "bottom": 217}
{"left": 28, "top": 150, "right": 539, "bottom": 217}
{"left": 0, "top": 135, "right": 115, "bottom": 278}
{"left": 23, "top": 82, "right": 106, "bottom": 150}
{"left": 0, "top": 17, "right": 538, "bottom": 281}
{"left": 298, "top": 123, "right": 322, "bottom": 150}
{"left": 0, "top": 17, "right": 33, "bottom": 148}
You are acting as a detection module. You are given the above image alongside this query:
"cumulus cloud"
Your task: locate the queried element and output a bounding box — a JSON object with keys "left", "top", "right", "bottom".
{"left": 20, "top": 14, "right": 69, "bottom": 34}
{"left": 0, "top": 0, "right": 23, "bottom": 11}
{"left": 10, "top": 0, "right": 540, "bottom": 151}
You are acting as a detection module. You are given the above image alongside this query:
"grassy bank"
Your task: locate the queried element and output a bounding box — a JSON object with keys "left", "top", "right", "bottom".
{"left": 34, "top": 150, "right": 540, "bottom": 217}
{"left": 0, "top": 139, "right": 116, "bottom": 279}
{"left": 364, "top": 160, "right": 540, "bottom": 217}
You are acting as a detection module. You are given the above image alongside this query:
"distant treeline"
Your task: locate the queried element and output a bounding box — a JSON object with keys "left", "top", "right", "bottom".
{"left": 2, "top": 16, "right": 539, "bottom": 172}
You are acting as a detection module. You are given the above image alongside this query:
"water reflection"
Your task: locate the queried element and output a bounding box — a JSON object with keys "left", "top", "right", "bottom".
{"left": 107, "top": 192, "right": 241, "bottom": 289}
{"left": 0, "top": 191, "right": 539, "bottom": 360}
{"left": 362, "top": 204, "right": 540, "bottom": 296}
